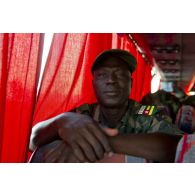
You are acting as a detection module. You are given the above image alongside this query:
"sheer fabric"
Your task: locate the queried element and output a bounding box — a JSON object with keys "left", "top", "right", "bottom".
{"left": 0, "top": 33, "right": 43, "bottom": 162}
{"left": 33, "top": 33, "right": 113, "bottom": 124}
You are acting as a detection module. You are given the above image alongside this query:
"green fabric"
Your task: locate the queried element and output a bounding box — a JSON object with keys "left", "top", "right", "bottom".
{"left": 75, "top": 99, "right": 182, "bottom": 135}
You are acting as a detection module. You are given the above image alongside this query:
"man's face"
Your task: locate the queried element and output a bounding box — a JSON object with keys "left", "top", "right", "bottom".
{"left": 92, "top": 56, "right": 132, "bottom": 108}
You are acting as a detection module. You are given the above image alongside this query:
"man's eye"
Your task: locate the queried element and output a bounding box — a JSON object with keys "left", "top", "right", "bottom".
{"left": 116, "top": 71, "right": 130, "bottom": 78}
{"left": 116, "top": 72, "right": 125, "bottom": 78}
{"left": 97, "top": 73, "right": 107, "bottom": 78}
{"left": 116, "top": 72, "right": 123, "bottom": 77}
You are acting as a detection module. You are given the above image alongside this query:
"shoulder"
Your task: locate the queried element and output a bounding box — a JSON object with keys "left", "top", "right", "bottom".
{"left": 135, "top": 103, "right": 172, "bottom": 123}
{"left": 128, "top": 99, "right": 159, "bottom": 117}
{"left": 127, "top": 99, "right": 181, "bottom": 134}
{"left": 143, "top": 105, "right": 183, "bottom": 135}
{"left": 74, "top": 103, "right": 98, "bottom": 116}
{"left": 125, "top": 100, "right": 157, "bottom": 131}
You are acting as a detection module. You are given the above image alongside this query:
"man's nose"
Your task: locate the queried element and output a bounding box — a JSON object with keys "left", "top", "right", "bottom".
{"left": 106, "top": 73, "right": 117, "bottom": 84}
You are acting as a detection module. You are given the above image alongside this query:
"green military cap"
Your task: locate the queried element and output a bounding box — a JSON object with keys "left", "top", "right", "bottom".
{"left": 91, "top": 49, "right": 137, "bottom": 74}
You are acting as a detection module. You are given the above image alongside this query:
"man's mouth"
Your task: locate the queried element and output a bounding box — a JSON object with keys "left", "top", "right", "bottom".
{"left": 104, "top": 91, "right": 119, "bottom": 96}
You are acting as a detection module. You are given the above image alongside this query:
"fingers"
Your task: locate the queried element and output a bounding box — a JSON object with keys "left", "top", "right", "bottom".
{"left": 43, "top": 141, "right": 67, "bottom": 163}
{"left": 36, "top": 140, "right": 86, "bottom": 163}
{"left": 57, "top": 116, "right": 114, "bottom": 162}
{"left": 55, "top": 143, "right": 72, "bottom": 163}
{"left": 56, "top": 151, "right": 71, "bottom": 163}
{"left": 87, "top": 123, "right": 112, "bottom": 154}
{"left": 103, "top": 128, "right": 118, "bottom": 137}
{"left": 43, "top": 141, "right": 61, "bottom": 162}
{"left": 81, "top": 127, "right": 104, "bottom": 160}
{"left": 71, "top": 123, "right": 113, "bottom": 161}
{"left": 71, "top": 142, "right": 88, "bottom": 162}
{"left": 66, "top": 153, "right": 80, "bottom": 163}
{"left": 74, "top": 137, "right": 97, "bottom": 162}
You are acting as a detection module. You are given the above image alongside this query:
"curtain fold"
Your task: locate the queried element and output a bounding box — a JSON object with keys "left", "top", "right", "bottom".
{"left": 0, "top": 33, "right": 43, "bottom": 162}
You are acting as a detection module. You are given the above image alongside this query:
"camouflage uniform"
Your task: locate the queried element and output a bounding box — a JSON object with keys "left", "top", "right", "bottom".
{"left": 30, "top": 99, "right": 182, "bottom": 163}
{"left": 75, "top": 99, "right": 182, "bottom": 135}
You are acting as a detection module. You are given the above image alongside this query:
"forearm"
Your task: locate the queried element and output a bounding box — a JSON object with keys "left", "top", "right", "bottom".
{"left": 108, "top": 133, "right": 181, "bottom": 162}
{"left": 29, "top": 114, "right": 65, "bottom": 151}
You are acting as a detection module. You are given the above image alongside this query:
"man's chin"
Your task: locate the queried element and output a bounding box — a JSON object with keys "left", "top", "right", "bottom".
{"left": 100, "top": 101, "right": 122, "bottom": 108}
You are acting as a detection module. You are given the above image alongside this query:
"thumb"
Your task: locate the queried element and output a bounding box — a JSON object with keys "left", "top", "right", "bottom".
{"left": 103, "top": 128, "right": 118, "bottom": 136}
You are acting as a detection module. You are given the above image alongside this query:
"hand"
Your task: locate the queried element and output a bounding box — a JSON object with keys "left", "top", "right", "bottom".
{"left": 103, "top": 128, "right": 118, "bottom": 137}
{"left": 34, "top": 127, "right": 118, "bottom": 163}
{"left": 55, "top": 112, "right": 112, "bottom": 162}
{"left": 42, "top": 140, "right": 72, "bottom": 163}
{"left": 38, "top": 140, "right": 73, "bottom": 163}
{"left": 42, "top": 140, "right": 88, "bottom": 163}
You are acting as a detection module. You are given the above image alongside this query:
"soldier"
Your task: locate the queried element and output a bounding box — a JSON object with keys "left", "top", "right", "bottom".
{"left": 29, "top": 49, "right": 182, "bottom": 163}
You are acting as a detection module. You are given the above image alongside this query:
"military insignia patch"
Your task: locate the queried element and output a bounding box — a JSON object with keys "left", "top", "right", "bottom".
{"left": 138, "top": 106, "right": 146, "bottom": 114}
{"left": 138, "top": 105, "right": 155, "bottom": 115}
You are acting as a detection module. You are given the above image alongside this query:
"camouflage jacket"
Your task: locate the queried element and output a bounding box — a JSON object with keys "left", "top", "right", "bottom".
{"left": 75, "top": 99, "right": 182, "bottom": 135}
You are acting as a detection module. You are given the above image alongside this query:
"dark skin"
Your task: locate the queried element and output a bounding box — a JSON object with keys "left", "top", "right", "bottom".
{"left": 30, "top": 129, "right": 118, "bottom": 163}
{"left": 30, "top": 113, "right": 112, "bottom": 162}
{"left": 30, "top": 56, "right": 181, "bottom": 163}
{"left": 30, "top": 130, "right": 180, "bottom": 163}
{"left": 92, "top": 57, "right": 132, "bottom": 128}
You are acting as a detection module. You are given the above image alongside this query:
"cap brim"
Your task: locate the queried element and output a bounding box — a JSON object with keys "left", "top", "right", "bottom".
{"left": 92, "top": 49, "right": 137, "bottom": 73}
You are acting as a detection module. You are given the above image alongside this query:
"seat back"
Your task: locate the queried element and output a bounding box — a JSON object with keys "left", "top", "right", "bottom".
{"left": 175, "top": 134, "right": 195, "bottom": 163}
{"left": 175, "top": 105, "right": 195, "bottom": 134}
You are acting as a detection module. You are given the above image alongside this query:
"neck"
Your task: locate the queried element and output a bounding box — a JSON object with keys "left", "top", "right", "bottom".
{"left": 100, "top": 101, "right": 128, "bottom": 128}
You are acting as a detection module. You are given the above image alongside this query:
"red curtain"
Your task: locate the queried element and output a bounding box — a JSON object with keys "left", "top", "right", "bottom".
{"left": 111, "top": 33, "right": 151, "bottom": 102}
{"left": 0, "top": 33, "right": 43, "bottom": 162}
{"left": 33, "top": 33, "right": 152, "bottom": 125}
{"left": 131, "top": 54, "right": 152, "bottom": 102}
{"left": 33, "top": 33, "right": 113, "bottom": 124}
